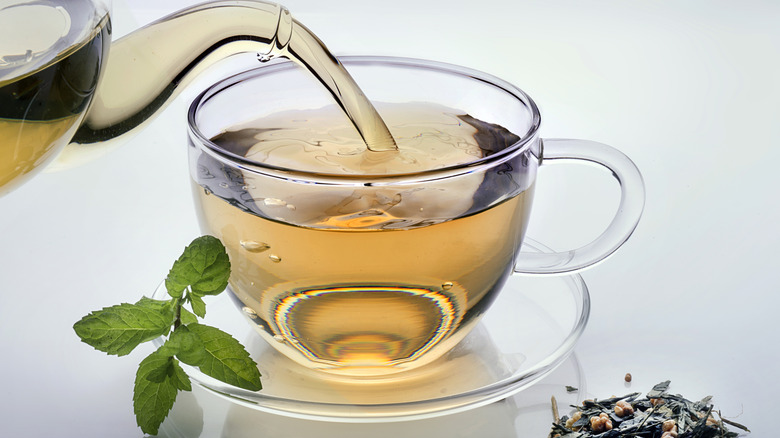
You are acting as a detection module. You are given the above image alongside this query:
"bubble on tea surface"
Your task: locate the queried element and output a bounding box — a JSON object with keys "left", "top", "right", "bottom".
{"left": 273, "top": 334, "right": 285, "bottom": 343}
{"left": 242, "top": 306, "right": 258, "bottom": 319}
{"left": 269, "top": 254, "right": 282, "bottom": 263}
{"left": 240, "top": 240, "right": 270, "bottom": 253}
{"left": 442, "top": 282, "right": 453, "bottom": 290}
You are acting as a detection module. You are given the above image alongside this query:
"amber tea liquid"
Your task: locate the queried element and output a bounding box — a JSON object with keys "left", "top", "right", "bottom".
{"left": 193, "top": 103, "right": 534, "bottom": 375}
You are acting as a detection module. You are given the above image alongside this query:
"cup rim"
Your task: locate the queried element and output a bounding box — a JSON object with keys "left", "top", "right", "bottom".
{"left": 188, "top": 56, "right": 541, "bottom": 185}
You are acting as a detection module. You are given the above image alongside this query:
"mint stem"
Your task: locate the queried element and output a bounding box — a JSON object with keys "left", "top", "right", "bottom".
{"left": 173, "top": 297, "right": 182, "bottom": 330}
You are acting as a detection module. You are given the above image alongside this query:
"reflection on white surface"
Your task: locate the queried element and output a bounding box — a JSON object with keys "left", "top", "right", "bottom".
{"left": 157, "top": 354, "right": 586, "bottom": 438}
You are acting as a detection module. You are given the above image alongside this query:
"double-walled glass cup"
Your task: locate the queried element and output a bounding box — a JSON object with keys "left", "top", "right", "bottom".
{"left": 187, "top": 57, "right": 644, "bottom": 376}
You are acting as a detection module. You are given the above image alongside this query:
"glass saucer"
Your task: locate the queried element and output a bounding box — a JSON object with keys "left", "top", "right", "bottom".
{"left": 151, "top": 237, "right": 590, "bottom": 422}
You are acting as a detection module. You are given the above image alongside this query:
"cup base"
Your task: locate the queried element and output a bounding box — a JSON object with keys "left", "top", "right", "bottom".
{"left": 227, "top": 282, "right": 488, "bottom": 378}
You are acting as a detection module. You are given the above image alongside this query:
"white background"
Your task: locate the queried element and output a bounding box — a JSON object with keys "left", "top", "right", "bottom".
{"left": 0, "top": 0, "right": 777, "bottom": 436}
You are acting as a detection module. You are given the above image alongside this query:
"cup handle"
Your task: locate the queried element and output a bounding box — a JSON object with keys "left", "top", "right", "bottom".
{"left": 514, "top": 138, "right": 645, "bottom": 275}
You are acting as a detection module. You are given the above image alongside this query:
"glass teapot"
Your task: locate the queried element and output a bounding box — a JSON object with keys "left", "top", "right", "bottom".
{"left": 0, "top": 0, "right": 292, "bottom": 196}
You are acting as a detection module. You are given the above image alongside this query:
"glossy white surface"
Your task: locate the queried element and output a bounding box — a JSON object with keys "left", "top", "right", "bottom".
{"left": 0, "top": 0, "right": 776, "bottom": 436}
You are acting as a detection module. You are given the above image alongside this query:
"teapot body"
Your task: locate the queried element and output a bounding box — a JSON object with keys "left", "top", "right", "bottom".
{"left": 0, "top": 0, "right": 111, "bottom": 195}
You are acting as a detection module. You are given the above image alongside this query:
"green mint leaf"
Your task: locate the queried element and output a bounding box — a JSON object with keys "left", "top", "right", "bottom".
{"left": 165, "top": 283, "right": 185, "bottom": 299}
{"left": 189, "top": 294, "right": 207, "bottom": 318}
{"left": 146, "top": 333, "right": 195, "bottom": 391}
{"left": 166, "top": 326, "right": 206, "bottom": 366}
{"left": 144, "top": 355, "right": 174, "bottom": 383}
{"left": 73, "top": 302, "right": 174, "bottom": 356}
{"left": 186, "top": 323, "right": 262, "bottom": 391}
{"left": 165, "top": 235, "right": 230, "bottom": 298}
{"left": 133, "top": 349, "right": 180, "bottom": 435}
{"left": 135, "top": 297, "right": 173, "bottom": 312}
{"left": 170, "top": 359, "right": 192, "bottom": 391}
{"left": 180, "top": 307, "right": 198, "bottom": 325}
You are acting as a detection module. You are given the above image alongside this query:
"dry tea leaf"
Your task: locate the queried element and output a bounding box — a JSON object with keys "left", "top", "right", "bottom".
{"left": 549, "top": 381, "right": 749, "bottom": 438}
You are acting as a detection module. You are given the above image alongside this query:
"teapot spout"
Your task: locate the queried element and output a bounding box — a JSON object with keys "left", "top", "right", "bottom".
{"left": 60, "top": 0, "right": 291, "bottom": 165}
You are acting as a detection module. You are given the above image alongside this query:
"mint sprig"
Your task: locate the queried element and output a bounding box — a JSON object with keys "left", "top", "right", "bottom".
{"left": 73, "top": 235, "right": 261, "bottom": 435}
{"left": 73, "top": 301, "right": 175, "bottom": 356}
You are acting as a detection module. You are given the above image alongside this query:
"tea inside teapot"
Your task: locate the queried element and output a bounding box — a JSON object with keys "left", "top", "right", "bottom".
{"left": 0, "top": 0, "right": 109, "bottom": 195}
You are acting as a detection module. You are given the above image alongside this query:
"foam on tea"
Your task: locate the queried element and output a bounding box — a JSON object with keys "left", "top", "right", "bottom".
{"left": 192, "top": 102, "right": 535, "bottom": 375}
{"left": 217, "top": 103, "right": 482, "bottom": 175}
{"left": 209, "top": 103, "right": 497, "bottom": 229}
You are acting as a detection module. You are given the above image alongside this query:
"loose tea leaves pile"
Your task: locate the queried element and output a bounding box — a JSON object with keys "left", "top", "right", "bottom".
{"left": 549, "top": 381, "right": 750, "bottom": 438}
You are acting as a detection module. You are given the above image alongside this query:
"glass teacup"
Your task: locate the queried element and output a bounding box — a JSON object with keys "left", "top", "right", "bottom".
{"left": 187, "top": 57, "right": 644, "bottom": 376}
